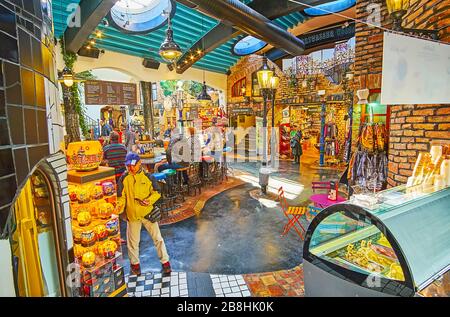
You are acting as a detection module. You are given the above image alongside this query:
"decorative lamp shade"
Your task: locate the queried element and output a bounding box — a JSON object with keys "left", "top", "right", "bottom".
{"left": 159, "top": 22, "right": 182, "bottom": 62}
{"left": 270, "top": 71, "right": 280, "bottom": 90}
{"left": 197, "top": 81, "right": 212, "bottom": 104}
{"left": 386, "top": 0, "right": 409, "bottom": 15}
{"left": 357, "top": 88, "right": 370, "bottom": 104}
{"left": 257, "top": 56, "right": 273, "bottom": 89}
{"left": 62, "top": 67, "right": 74, "bottom": 87}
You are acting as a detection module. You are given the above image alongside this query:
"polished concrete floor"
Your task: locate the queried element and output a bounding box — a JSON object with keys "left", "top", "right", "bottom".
{"left": 120, "top": 152, "right": 343, "bottom": 276}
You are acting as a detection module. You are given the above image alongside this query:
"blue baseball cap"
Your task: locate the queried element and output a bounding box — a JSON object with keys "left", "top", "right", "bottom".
{"left": 125, "top": 153, "right": 141, "bottom": 166}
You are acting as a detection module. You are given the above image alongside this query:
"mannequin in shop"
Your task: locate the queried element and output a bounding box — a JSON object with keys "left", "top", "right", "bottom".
{"left": 100, "top": 120, "right": 112, "bottom": 139}
{"left": 124, "top": 124, "right": 135, "bottom": 152}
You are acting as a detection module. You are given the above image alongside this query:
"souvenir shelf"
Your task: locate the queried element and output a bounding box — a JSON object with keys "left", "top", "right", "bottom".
{"left": 68, "top": 166, "right": 126, "bottom": 297}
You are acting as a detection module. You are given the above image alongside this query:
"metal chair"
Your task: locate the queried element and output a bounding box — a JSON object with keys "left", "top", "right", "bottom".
{"left": 277, "top": 186, "right": 306, "bottom": 239}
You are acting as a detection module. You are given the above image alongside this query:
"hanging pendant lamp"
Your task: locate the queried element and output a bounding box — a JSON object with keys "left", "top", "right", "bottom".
{"left": 196, "top": 15, "right": 211, "bottom": 104}
{"left": 159, "top": 15, "right": 182, "bottom": 62}
{"left": 197, "top": 80, "right": 212, "bottom": 104}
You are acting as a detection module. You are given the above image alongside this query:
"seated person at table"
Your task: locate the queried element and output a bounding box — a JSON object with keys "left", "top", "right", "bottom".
{"left": 156, "top": 129, "right": 188, "bottom": 183}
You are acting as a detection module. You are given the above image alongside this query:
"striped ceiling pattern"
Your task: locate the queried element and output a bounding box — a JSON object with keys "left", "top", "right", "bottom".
{"left": 53, "top": 0, "right": 307, "bottom": 74}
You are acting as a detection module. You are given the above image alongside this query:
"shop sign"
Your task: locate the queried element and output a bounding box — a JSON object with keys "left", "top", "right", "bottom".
{"left": 85, "top": 80, "right": 138, "bottom": 105}
{"left": 231, "top": 107, "right": 254, "bottom": 114}
{"left": 301, "top": 23, "right": 355, "bottom": 49}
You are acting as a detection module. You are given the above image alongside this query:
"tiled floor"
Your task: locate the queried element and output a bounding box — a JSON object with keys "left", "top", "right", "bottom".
{"left": 159, "top": 177, "right": 245, "bottom": 226}
{"left": 126, "top": 272, "right": 253, "bottom": 297}
{"left": 126, "top": 272, "right": 189, "bottom": 297}
{"left": 243, "top": 265, "right": 305, "bottom": 297}
{"left": 211, "top": 274, "right": 251, "bottom": 297}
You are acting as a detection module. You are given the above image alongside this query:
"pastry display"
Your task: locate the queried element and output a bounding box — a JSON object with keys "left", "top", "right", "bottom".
{"left": 77, "top": 211, "right": 92, "bottom": 226}
{"left": 386, "top": 263, "right": 405, "bottom": 281}
{"left": 82, "top": 251, "right": 96, "bottom": 268}
{"left": 327, "top": 233, "right": 404, "bottom": 281}
{"left": 98, "top": 202, "right": 114, "bottom": 219}
{"left": 81, "top": 229, "right": 96, "bottom": 247}
{"left": 94, "top": 224, "right": 108, "bottom": 241}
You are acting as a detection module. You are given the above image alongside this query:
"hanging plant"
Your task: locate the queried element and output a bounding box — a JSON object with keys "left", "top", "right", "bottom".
{"left": 60, "top": 39, "right": 93, "bottom": 141}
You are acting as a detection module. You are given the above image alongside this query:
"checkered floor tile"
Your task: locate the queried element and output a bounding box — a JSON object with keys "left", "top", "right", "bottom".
{"left": 126, "top": 272, "right": 189, "bottom": 297}
{"left": 210, "top": 274, "right": 251, "bottom": 297}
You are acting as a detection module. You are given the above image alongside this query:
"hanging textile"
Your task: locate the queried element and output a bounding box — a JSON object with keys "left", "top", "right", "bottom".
{"left": 348, "top": 123, "right": 388, "bottom": 191}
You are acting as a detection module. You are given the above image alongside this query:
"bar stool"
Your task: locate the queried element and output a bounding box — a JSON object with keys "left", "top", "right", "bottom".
{"left": 152, "top": 172, "right": 170, "bottom": 219}
{"left": 175, "top": 166, "right": 189, "bottom": 202}
{"left": 222, "top": 146, "right": 232, "bottom": 182}
{"left": 200, "top": 156, "right": 215, "bottom": 187}
{"left": 187, "top": 163, "right": 202, "bottom": 196}
{"left": 161, "top": 169, "right": 178, "bottom": 211}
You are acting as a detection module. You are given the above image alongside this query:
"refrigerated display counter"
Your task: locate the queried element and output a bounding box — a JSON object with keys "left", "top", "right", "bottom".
{"left": 303, "top": 185, "right": 450, "bottom": 297}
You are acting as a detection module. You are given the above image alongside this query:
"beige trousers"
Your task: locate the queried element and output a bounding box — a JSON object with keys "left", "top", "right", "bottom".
{"left": 126, "top": 218, "right": 170, "bottom": 265}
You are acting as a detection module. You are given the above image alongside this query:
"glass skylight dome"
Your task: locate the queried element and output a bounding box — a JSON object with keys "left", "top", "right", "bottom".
{"left": 304, "top": 0, "right": 355, "bottom": 16}
{"left": 108, "top": 0, "right": 175, "bottom": 34}
{"left": 232, "top": 35, "right": 268, "bottom": 56}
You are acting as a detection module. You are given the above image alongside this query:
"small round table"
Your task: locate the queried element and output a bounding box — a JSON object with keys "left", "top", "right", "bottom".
{"left": 309, "top": 193, "right": 346, "bottom": 209}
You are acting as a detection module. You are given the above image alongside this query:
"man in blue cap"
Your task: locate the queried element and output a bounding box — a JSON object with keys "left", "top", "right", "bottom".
{"left": 117, "top": 153, "right": 171, "bottom": 276}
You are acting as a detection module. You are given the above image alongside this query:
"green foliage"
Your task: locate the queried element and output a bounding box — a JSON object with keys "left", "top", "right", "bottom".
{"left": 60, "top": 37, "right": 93, "bottom": 138}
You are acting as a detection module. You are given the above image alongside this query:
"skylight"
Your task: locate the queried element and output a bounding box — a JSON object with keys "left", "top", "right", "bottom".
{"left": 108, "top": 0, "right": 174, "bottom": 34}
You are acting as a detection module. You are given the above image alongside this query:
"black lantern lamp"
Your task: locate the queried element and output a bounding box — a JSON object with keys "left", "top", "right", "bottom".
{"left": 197, "top": 81, "right": 212, "bottom": 104}
{"left": 386, "top": 0, "right": 439, "bottom": 40}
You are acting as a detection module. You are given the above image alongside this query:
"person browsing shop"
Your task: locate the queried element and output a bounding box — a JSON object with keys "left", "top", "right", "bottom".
{"left": 290, "top": 126, "right": 303, "bottom": 166}
{"left": 116, "top": 153, "right": 171, "bottom": 276}
{"left": 102, "top": 131, "right": 127, "bottom": 183}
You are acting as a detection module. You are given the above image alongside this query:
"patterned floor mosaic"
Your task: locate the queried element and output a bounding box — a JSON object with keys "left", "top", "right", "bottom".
{"left": 125, "top": 266, "right": 304, "bottom": 297}
{"left": 243, "top": 266, "right": 305, "bottom": 297}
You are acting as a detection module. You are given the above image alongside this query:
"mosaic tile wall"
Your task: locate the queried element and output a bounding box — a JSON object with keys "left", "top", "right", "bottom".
{"left": 0, "top": 0, "right": 60, "bottom": 237}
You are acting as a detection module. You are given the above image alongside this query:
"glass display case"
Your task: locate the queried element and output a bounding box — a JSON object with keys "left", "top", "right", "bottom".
{"left": 303, "top": 185, "right": 450, "bottom": 297}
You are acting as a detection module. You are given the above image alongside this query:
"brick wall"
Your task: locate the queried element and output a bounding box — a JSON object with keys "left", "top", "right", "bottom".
{"left": 387, "top": 106, "right": 450, "bottom": 186}
{"left": 354, "top": 0, "right": 450, "bottom": 187}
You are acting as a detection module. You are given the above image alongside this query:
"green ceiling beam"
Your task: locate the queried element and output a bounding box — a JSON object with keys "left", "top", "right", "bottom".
{"left": 64, "top": 0, "right": 117, "bottom": 53}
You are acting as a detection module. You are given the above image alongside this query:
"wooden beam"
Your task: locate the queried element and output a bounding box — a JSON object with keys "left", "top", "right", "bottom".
{"left": 64, "top": 0, "right": 118, "bottom": 53}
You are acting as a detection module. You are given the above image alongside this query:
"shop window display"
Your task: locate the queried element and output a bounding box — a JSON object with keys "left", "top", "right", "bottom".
{"left": 11, "top": 170, "right": 62, "bottom": 297}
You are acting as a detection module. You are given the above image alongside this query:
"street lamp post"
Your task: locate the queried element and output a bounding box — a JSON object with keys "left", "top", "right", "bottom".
{"left": 269, "top": 68, "right": 280, "bottom": 170}
{"left": 256, "top": 56, "right": 274, "bottom": 195}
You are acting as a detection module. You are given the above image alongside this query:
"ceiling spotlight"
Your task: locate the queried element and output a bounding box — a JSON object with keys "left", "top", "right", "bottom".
{"left": 96, "top": 30, "right": 102, "bottom": 38}
{"left": 86, "top": 45, "right": 91, "bottom": 50}
{"left": 190, "top": 55, "right": 194, "bottom": 60}
{"left": 90, "top": 39, "right": 96, "bottom": 45}
{"left": 197, "top": 49, "right": 202, "bottom": 54}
